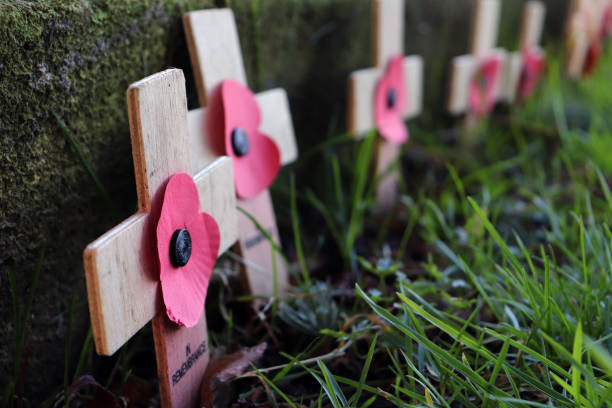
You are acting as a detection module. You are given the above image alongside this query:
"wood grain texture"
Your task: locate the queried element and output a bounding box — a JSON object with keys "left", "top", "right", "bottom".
{"left": 127, "top": 69, "right": 192, "bottom": 212}
{"left": 236, "top": 190, "right": 288, "bottom": 298}
{"left": 469, "top": 0, "right": 501, "bottom": 56}
{"left": 84, "top": 156, "right": 237, "bottom": 356}
{"left": 183, "top": 8, "right": 248, "bottom": 105}
{"left": 373, "top": 0, "right": 404, "bottom": 68}
{"left": 153, "top": 313, "right": 210, "bottom": 408}
{"left": 447, "top": 49, "right": 507, "bottom": 115}
{"left": 348, "top": 56, "right": 423, "bottom": 135}
{"left": 519, "top": 1, "right": 546, "bottom": 49}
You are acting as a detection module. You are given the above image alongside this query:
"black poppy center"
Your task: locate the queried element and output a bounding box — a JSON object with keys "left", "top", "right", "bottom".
{"left": 170, "top": 229, "right": 192, "bottom": 267}
{"left": 231, "top": 127, "right": 250, "bottom": 157}
{"left": 386, "top": 88, "right": 397, "bottom": 109}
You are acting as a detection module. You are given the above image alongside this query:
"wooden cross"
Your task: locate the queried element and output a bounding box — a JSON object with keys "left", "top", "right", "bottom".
{"left": 499, "top": 1, "right": 546, "bottom": 103}
{"left": 183, "top": 9, "right": 298, "bottom": 299}
{"left": 83, "top": 69, "right": 238, "bottom": 408}
{"left": 565, "top": 0, "right": 609, "bottom": 78}
{"left": 347, "top": 0, "right": 423, "bottom": 209}
{"left": 447, "top": 0, "right": 507, "bottom": 116}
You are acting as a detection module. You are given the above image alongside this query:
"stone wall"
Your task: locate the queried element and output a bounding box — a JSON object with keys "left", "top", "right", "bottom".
{"left": 0, "top": 0, "right": 569, "bottom": 399}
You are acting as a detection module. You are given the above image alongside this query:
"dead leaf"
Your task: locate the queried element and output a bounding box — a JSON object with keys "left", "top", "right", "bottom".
{"left": 200, "top": 343, "right": 267, "bottom": 408}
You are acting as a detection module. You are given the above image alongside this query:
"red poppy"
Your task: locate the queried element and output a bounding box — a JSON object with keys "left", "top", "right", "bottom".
{"left": 156, "top": 173, "right": 220, "bottom": 327}
{"left": 207, "top": 79, "right": 281, "bottom": 199}
{"left": 583, "top": 40, "right": 602, "bottom": 76}
{"left": 374, "top": 55, "right": 408, "bottom": 144}
{"left": 469, "top": 54, "right": 503, "bottom": 117}
{"left": 518, "top": 47, "right": 546, "bottom": 100}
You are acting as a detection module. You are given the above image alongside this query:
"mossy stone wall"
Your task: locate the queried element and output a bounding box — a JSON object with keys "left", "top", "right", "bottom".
{"left": 0, "top": 0, "right": 568, "bottom": 399}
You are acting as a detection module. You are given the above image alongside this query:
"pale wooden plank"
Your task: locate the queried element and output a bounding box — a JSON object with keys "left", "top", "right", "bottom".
{"left": 519, "top": 1, "right": 546, "bottom": 49}
{"left": 84, "top": 212, "right": 158, "bottom": 356}
{"left": 447, "top": 49, "right": 507, "bottom": 115}
{"left": 193, "top": 157, "right": 238, "bottom": 253}
{"left": 447, "top": 55, "right": 476, "bottom": 115}
{"left": 348, "top": 56, "right": 423, "bottom": 135}
{"left": 404, "top": 56, "right": 424, "bottom": 119}
{"left": 183, "top": 8, "right": 248, "bottom": 106}
{"left": 153, "top": 313, "right": 210, "bottom": 408}
{"left": 188, "top": 89, "right": 298, "bottom": 174}
{"left": 127, "top": 69, "right": 192, "bottom": 212}
{"left": 84, "top": 157, "right": 237, "bottom": 356}
{"left": 565, "top": 0, "right": 591, "bottom": 79}
{"left": 259, "top": 88, "right": 298, "bottom": 165}
{"left": 375, "top": 140, "right": 401, "bottom": 210}
{"left": 499, "top": 51, "right": 523, "bottom": 103}
{"left": 373, "top": 0, "right": 404, "bottom": 67}
{"left": 469, "top": 0, "right": 501, "bottom": 56}
{"left": 236, "top": 190, "right": 288, "bottom": 298}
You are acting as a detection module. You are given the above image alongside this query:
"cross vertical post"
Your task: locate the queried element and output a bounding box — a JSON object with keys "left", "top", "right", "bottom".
{"left": 500, "top": 1, "right": 546, "bottom": 103}
{"left": 83, "top": 68, "right": 238, "bottom": 408}
{"left": 348, "top": 0, "right": 424, "bottom": 209}
{"left": 183, "top": 9, "right": 298, "bottom": 299}
{"left": 565, "top": 0, "right": 609, "bottom": 78}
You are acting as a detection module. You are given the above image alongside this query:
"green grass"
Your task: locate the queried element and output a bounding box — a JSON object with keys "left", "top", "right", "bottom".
{"left": 250, "top": 50, "right": 612, "bottom": 406}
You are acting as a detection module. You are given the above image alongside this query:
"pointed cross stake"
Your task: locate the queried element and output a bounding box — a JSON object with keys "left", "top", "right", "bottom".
{"left": 447, "top": 0, "right": 507, "bottom": 116}
{"left": 83, "top": 69, "right": 238, "bottom": 408}
{"left": 500, "top": 1, "right": 546, "bottom": 103}
{"left": 183, "top": 9, "right": 298, "bottom": 298}
{"left": 565, "top": 0, "right": 609, "bottom": 78}
{"left": 347, "top": 0, "right": 423, "bottom": 209}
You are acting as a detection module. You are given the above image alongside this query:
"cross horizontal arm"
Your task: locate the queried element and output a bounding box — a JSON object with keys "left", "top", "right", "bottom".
{"left": 348, "top": 56, "right": 423, "bottom": 135}
{"left": 499, "top": 52, "right": 524, "bottom": 103}
{"left": 84, "top": 157, "right": 237, "bottom": 356}
{"left": 446, "top": 49, "right": 507, "bottom": 115}
{"left": 188, "top": 88, "right": 298, "bottom": 173}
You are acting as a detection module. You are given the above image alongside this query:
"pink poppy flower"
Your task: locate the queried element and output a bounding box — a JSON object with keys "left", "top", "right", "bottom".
{"left": 518, "top": 47, "right": 546, "bottom": 100}
{"left": 374, "top": 55, "right": 408, "bottom": 144}
{"left": 207, "top": 80, "right": 281, "bottom": 199}
{"left": 156, "top": 173, "right": 220, "bottom": 327}
{"left": 469, "top": 54, "right": 503, "bottom": 117}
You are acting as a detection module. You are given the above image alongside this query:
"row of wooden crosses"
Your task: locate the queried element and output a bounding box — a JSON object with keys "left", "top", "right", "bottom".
{"left": 82, "top": 0, "right": 612, "bottom": 406}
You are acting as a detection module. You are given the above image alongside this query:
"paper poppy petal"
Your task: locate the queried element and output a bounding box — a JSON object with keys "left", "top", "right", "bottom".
{"left": 582, "top": 41, "right": 601, "bottom": 76}
{"left": 222, "top": 80, "right": 261, "bottom": 155}
{"left": 375, "top": 55, "right": 408, "bottom": 144}
{"left": 232, "top": 131, "right": 281, "bottom": 199}
{"left": 161, "top": 214, "right": 220, "bottom": 327}
{"left": 220, "top": 79, "right": 281, "bottom": 199}
{"left": 469, "top": 55, "right": 502, "bottom": 116}
{"left": 518, "top": 47, "right": 545, "bottom": 100}
{"left": 156, "top": 173, "right": 220, "bottom": 327}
